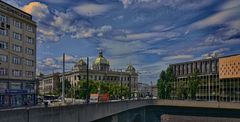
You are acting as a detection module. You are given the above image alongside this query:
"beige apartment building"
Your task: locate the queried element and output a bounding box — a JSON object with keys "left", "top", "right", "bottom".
{"left": 0, "top": 1, "right": 37, "bottom": 107}
{"left": 39, "top": 51, "right": 139, "bottom": 97}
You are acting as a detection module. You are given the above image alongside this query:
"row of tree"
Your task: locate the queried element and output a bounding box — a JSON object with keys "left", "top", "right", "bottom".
{"left": 49, "top": 80, "right": 129, "bottom": 100}
{"left": 157, "top": 66, "right": 200, "bottom": 100}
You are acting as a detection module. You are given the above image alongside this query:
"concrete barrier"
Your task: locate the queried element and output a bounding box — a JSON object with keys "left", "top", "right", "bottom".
{"left": 0, "top": 100, "right": 154, "bottom": 122}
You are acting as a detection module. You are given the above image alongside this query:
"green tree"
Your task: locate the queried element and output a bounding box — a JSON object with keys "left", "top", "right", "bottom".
{"left": 165, "top": 66, "right": 175, "bottom": 99}
{"left": 157, "top": 66, "right": 175, "bottom": 99}
{"left": 54, "top": 79, "right": 71, "bottom": 96}
{"left": 188, "top": 70, "right": 200, "bottom": 99}
{"left": 157, "top": 71, "right": 166, "bottom": 99}
{"left": 176, "top": 80, "right": 187, "bottom": 99}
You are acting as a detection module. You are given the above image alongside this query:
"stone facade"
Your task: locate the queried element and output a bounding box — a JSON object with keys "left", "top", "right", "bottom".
{"left": 39, "top": 51, "right": 138, "bottom": 95}
{"left": 0, "top": 1, "right": 37, "bottom": 108}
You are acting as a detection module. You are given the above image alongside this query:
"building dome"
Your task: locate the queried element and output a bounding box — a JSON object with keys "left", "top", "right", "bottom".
{"left": 94, "top": 51, "right": 109, "bottom": 65}
{"left": 93, "top": 51, "right": 110, "bottom": 71}
{"left": 126, "top": 64, "right": 136, "bottom": 73}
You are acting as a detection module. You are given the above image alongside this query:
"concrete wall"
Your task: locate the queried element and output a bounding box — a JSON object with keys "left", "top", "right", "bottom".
{"left": 0, "top": 100, "right": 154, "bottom": 122}
{"left": 1, "top": 100, "right": 240, "bottom": 122}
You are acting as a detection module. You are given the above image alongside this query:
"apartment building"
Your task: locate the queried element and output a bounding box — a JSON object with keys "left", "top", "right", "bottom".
{"left": 0, "top": 1, "right": 37, "bottom": 107}
{"left": 170, "top": 54, "right": 240, "bottom": 102}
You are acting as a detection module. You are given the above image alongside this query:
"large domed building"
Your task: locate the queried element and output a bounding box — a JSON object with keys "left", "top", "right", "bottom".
{"left": 39, "top": 51, "right": 139, "bottom": 95}
{"left": 92, "top": 51, "right": 110, "bottom": 71}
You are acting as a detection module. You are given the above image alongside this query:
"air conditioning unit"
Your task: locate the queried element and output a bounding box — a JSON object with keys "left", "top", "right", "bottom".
{"left": 1, "top": 22, "right": 5, "bottom": 28}
{"left": 6, "top": 24, "right": 10, "bottom": 29}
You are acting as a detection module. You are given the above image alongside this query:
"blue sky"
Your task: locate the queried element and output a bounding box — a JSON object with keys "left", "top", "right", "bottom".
{"left": 4, "top": 0, "right": 240, "bottom": 84}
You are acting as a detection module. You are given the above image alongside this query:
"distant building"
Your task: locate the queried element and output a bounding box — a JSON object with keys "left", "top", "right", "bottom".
{"left": 170, "top": 54, "right": 240, "bottom": 102}
{"left": 138, "top": 83, "right": 151, "bottom": 97}
{"left": 39, "top": 51, "right": 139, "bottom": 96}
{"left": 0, "top": 1, "right": 37, "bottom": 107}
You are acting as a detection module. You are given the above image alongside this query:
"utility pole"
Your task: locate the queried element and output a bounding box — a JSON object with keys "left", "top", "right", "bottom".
{"left": 62, "top": 53, "right": 65, "bottom": 103}
{"left": 151, "top": 81, "right": 153, "bottom": 99}
{"left": 129, "top": 74, "right": 131, "bottom": 100}
{"left": 86, "top": 57, "right": 89, "bottom": 104}
{"left": 120, "top": 69, "right": 122, "bottom": 100}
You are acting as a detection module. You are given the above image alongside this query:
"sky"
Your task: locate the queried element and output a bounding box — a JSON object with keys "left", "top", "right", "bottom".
{"left": 3, "top": 0, "right": 240, "bottom": 84}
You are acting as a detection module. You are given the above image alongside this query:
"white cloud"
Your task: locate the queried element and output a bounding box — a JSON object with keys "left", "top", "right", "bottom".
{"left": 22, "top": 2, "right": 49, "bottom": 21}
{"left": 143, "top": 49, "right": 166, "bottom": 55}
{"left": 162, "top": 55, "right": 193, "bottom": 61}
{"left": 114, "top": 31, "right": 179, "bottom": 41}
{"left": 42, "top": 58, "right": 61, "bottom": 69}
{"left": 191, "top": 1, "right": 240, "bottom": 29}
{"left": 73, "top": 3, "right": 112, "bottom": 17}
{"left": 202, "top": 48, "right": 230, "bottom": 58}
{"left": 119, "top": 0, "right": 213, "bottom": 9}
{"left": 100, "top": 39, "right": 147, "bottom": 56}
{"left": 38, "top": 28, "right": 60, "bottom": 42}
{"left": 40, "top": 0, "right": 66, "bottom": 4}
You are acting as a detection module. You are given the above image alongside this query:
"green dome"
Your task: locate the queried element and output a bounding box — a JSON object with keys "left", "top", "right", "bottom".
{"left": 94, "top": 51, "right": 109, "bottom": 65}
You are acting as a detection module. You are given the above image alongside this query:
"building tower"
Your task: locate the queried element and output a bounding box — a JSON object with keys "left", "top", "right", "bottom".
{"left": 92, "top": 51, "right": 110, "bottom": 71}
{"left": 73, "top": 59, "right": 87, "bottom": 71}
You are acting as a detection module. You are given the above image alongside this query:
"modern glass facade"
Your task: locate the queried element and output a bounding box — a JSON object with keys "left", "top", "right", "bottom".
{"left": 170, "top": 54, "right": 240, "bottom": 102}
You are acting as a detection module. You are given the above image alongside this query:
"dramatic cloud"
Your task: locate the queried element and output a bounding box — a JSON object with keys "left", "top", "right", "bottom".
{"left": 22, "top": 2, "right": 49, "bottom": 21}
{"left": 73, "top": 3, "right": 112, "bottom": 17}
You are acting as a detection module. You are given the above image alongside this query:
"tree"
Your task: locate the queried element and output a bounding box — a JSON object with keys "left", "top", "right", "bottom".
{"left": 157, "top": 71, "right": 166, "bottom": 99}
{"left": 54, "top": 79, "right": 71, "bottom": 97}
{"left": 176, "top": 80, "right": 188, "bottom": 99}
{"left": 165, "top": 66, "right": 175, "bottom": 99}
{"left": 188, "top": 70, "right": 200, "bottom": 99}
{"left": 157, "top": 66, "right": 175, "bottom": 99}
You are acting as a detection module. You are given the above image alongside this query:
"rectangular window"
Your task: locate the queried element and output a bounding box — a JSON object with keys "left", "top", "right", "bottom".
{"left": 26, "top": 59, "right": 34, "bottom": 66}
{"left": 26, "top": 48, "right": 34, "bottom": 55}
{"left": 26, "top": 25, "right": 33, "bottom": 32}
{"left": 12, "top": 44, "right": 22, "bottom": 52}
{"left": 0, "top": 41, "right": 8, "bottom": 49}
{"left": 0, "top": 55, "right": 7, "bottom": 62}
{"left": 13, "top": 20, "right": 21, "bottom": 28}
{"left": 0, "top": 68, "right": 8, "bottom": 76}
{"left": 0, "top": 15, "right": 6, "bottom": 23}
{"left": 0, "top": 28, "right": 7, "bottom": 36}
{"left": 13, "top": 32, "right": 22, "bottom": 40}
{"left": 25, "top": 71, "right": 34, "bottom": 77}
{"left": 27, "top": 36, "right": 34, "bottom": 44}
{"left": 12, "top": 70, "right": 22, "bottom": 77}
{"left": 12, "top": 57, "right": 21, "bottom": 65}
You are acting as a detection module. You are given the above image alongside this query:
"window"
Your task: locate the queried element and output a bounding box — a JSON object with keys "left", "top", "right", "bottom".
{"left": 12, "top": 70, "right": 22, "bottom": 77}
{"left": 25, "top": 71, "right": 34, "bottom": 77}
{"left": 27, "top": 36, "right": 34, "bottom": 44}
{"left": 0, "top": 55, "right": 7, "bottom": 62}
{"left": 0, "top": 28, "right": 7, "bottom": 36}
{"left": 0, "top": 15, "right": 6, "bottom": 23}
{"left": 26, "top": 59, "right": 34, "bottom": 66}
{"left": 12, "top": 44, "right": 22, "bottom": 52}
{"left": 13, "top": 20, "right": 21, "bottom": 28}
{"left": 13, "top": 32, "right": 22, "bottom": 40}
{"left": 26, "top": 48, "right": 34, "bottom": 55}
{"left": 0, "top": 68, "right": 8, "bottom": 76}
{"left": 26, "top": 25, "right": 33, "bottom": 32}
{"left": 0, "top": 41, "right": 8, "bottom": 49}
{"left": 12, "top": 57, "right": 21, "bottom": 65}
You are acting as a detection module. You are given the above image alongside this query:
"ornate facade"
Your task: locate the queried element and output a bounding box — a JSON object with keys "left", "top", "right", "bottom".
{"left": 39, "top": 51, "right": 138, "bottom": 95}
